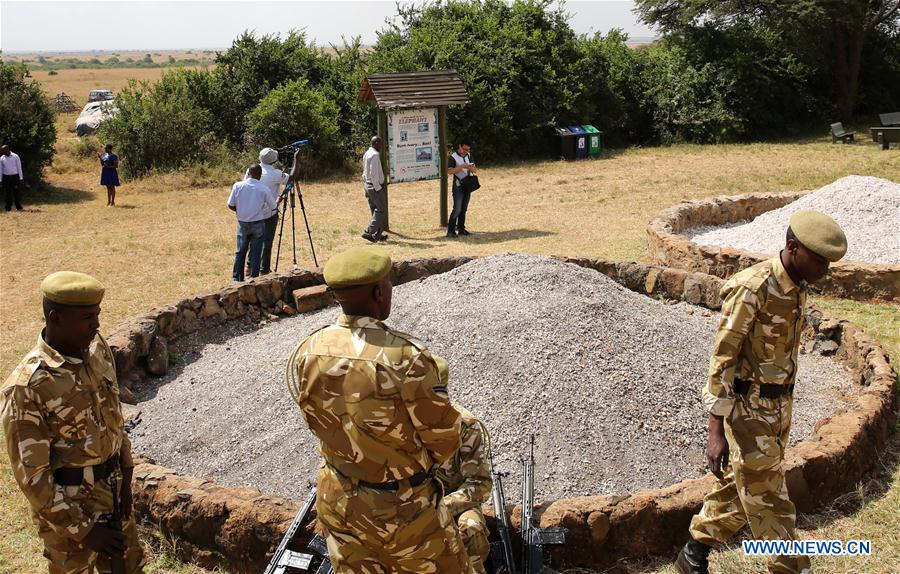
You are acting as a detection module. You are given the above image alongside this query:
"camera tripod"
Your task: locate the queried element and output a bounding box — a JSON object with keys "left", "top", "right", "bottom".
{"left": 274, "top": 179, "right": 318, "bottom": 271}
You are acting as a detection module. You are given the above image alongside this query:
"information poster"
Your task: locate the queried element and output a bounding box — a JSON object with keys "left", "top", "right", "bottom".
{"left": 387, "top": 107, "right": 440, "bottom": 183}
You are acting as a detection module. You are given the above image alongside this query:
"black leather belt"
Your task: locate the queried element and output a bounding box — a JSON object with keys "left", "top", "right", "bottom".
{"left": 325, "top": 461, "right": 431, "bottom": 491}
{"left": 734, "top": 379, "right": 794, "bottom": 399}
{"left": 53, "top": 455, "right": 120, "bottom": 486}
{"left": 358, "top": 472, "right": 430, "bottom": 492}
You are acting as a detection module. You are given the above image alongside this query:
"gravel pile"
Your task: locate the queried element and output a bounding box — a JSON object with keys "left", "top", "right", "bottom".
{"left": 687, "top": 176, "right": 900, "bottom": 264}
{"left": 131, "top": 255, "right": 854, "bottom": 503}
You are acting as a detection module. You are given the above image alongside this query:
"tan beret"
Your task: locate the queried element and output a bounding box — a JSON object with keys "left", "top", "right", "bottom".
{"left": 323, "top": 246, "right": 392, "bottom": 288}
{"left": 789, "top": 210, "right": 847, "bottom": 262}
{"left": 433, "top": 354, "right": 449, "bottom": 386}
{"left": 41, "top": 271, "right": 105, "bottom": 306}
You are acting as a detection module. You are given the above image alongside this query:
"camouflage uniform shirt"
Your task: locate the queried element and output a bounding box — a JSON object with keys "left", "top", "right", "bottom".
{"left": 703, "top": 255, "right": 807, "bottom": 417}
{"left": 287, "top": 314, "right": 462, "bottom": 483}
{"left": 1, "top": 332, "right": 133, "bottom": 541}
{"left": 434, "top": 406, "right": 492, "bottom": 516}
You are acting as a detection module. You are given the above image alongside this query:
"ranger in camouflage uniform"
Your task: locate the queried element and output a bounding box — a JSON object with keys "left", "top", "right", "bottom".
{"left": 286, "top": 246, "right": 471, "bottom": 574}
{"left": 431, "top": 356, "right": 492, "bottom": 574}
{"left": 676, "top": 211, "right": 848, "bottom": 574}
{"left": 1, "top": 271, "right": 143, "bottom": 574}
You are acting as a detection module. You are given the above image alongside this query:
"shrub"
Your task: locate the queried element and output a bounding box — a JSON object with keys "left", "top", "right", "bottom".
{"left": 0, "top": 60, "right": 56, "bottom": 187}
{"left": 638, "top": 42, "right": 746, "bottom": 144}
{"left": 209, "top": 31, "right": 329, "bottom": 144}
{"left": 245, "top": 79, "right": 344, "bottom": 172}
{"left": 73, "top": 136, "right": 100, "bottom": 159}
{"left": 98, "top": 70, "right": 217, "bottom": 178}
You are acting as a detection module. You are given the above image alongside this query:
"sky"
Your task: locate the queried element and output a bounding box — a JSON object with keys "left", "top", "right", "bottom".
{"left": 0, "top": 0, "right": 656, "bottom": 53}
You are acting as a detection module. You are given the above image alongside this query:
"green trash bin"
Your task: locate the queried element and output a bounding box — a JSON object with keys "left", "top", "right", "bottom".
{"left": 582, "top": 125, "right": 603, "bottom": 158}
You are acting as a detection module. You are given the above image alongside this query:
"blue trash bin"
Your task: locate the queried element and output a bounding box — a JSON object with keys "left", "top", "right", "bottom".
{"left": 568, "top": 125, "right": 588, "bottom": 159}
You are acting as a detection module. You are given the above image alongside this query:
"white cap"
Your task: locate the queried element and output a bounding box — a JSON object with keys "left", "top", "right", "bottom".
{"left": 259, "top": 148, "right": 278, "bottom": 164}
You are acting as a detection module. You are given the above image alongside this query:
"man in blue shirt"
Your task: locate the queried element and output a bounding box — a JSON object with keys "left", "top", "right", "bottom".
{"left": 227, "top": 164, "right": 277, "bottom": 281}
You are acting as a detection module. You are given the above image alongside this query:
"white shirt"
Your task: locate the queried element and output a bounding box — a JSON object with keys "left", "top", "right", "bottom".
{"left": 227, "top": 178, "right": 277, "bottom": 223}
{"left": 244, "top": 163, "right": 288, "bottom": 217}
{"left": 0, "top": 152, "right": 23, "bottom": 179}
{"left": 362, "top": 147, "right": 385, "bottom": 191}
{"left": 450, "top": 151, "right": 471, "bottom": 181}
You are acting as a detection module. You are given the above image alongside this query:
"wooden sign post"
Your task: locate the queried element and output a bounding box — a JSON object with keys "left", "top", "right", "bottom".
{"left": 359, "top": 71, "right": 469, "bottom": 229}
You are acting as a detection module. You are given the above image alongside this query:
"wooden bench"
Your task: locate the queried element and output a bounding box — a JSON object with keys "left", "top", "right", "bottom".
{"left": 878, "top": 112, "right": 900, "bottom": 127}
{"left": 830, "top": 122, "right": 855, "bottom": 143}
{"left": 870, "top": 126, "right": 900, "bottom": 150}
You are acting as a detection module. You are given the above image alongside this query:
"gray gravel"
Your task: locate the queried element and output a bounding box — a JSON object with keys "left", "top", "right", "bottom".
{"left": 131, "top": 254, "right": 855, "bottom": 503}
{"left": 687, "top": 176, "right": 900, "bottom": 265}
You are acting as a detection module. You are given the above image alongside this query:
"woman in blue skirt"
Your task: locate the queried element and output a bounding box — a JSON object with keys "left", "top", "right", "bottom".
{"left": 97, "top": 143, "right": 120, "bottom": 206}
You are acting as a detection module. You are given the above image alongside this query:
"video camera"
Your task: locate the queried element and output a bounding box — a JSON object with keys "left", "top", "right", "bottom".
{"left": 276, "top": 139, "right": 310, "bottom": 168}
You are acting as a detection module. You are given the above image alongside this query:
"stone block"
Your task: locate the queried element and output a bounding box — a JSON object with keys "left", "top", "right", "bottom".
{"left": 198, "top": 295, "right": 226, "bottom": 319}
{"left": 682, "top": 274, "right": 704, "bottom": 305}
{"left": 653, "top": 267, "right": 685, "bottom": 299}
{"left": 155, "top": 306, "right": 179, "bottom": 338}
{"left": 293, "top": 285, "right": 335, "bottom": 313}
{"left": 147, "top": 336, "right": 169, "bottom": 376}
{"left": 237, "top": 284, "right": 258, "bottom": 305}
{"left": 218, "top": 286, "right": 241, "bottom": 317}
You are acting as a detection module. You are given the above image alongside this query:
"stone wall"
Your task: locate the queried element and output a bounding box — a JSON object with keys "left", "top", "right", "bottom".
{"left": 646, "top": 192, "right": 900, "bottom": 302}
{"left": 116, "top": 256, "right": 898, "bottom": 572}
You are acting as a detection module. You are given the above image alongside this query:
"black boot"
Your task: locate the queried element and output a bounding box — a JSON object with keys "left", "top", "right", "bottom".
{"left": 675, "top": 538, "right": 711, "bottom": 574}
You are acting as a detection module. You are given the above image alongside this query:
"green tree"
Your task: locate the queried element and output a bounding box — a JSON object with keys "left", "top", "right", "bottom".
{"left": 0, "top": 60, "right": 56, "bottom": 187}
{"left": 210, "top": 31, "right": 328, "bottom": 143}
{"left": 369, "top": 0, "right": 594, "bottom": 160}
{"left": 98, "top": 70, "right": 216, "bottom": 178}
{"left": 245, "top": 79, "right": 344, "bottom": 171}
{"left": 635, "top": 0, "right": 900, "bottom": 122}
{"left": 315, "top": 37, "right": 376, "bottom": 158}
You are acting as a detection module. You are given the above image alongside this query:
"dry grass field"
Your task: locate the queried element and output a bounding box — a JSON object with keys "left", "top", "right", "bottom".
{"left": 30, "top": 66, "right": 212, "bottom": 108}
{"left": 0, "top": 80, "right": 898, "bottom": 573}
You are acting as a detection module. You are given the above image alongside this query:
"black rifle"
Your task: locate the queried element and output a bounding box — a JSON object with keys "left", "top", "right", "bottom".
{"left": 485, "top": 429, "right": 516, "bottom": 574}
{"left": 264, "top": 487, "right": 332, "bottom": 574}
{"left": 102, "top": 472, "right": 126, "bottom": 574}
{"left": 520, "top": 434, "right": 566, "bottom": 574}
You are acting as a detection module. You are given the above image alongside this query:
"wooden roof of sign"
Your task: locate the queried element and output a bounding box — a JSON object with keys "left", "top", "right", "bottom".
{"left": 358, "top": 70, "right": 469, "bottom": 108}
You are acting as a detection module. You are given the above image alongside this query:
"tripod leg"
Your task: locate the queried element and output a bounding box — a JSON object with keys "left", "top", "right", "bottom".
{"left": 297, "top": 191, "right": 319, "bottom": 267}
{"left": 291, "top": 190, "right": 298, "bottom": 266}
{"left": 274, "top": 194, "right": 289, "bottom": 272}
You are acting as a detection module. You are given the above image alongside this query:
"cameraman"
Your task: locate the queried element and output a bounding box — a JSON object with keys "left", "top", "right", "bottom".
{"left": 245, "top": 147, "right": 302, "bottom": 274}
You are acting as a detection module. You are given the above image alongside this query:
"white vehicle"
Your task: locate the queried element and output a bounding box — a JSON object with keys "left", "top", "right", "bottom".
{"left": 75, "top": 100, "right": 118, "bottom": 136}
{"left": 88, "top": 89, "right": 114, "bottom": 102}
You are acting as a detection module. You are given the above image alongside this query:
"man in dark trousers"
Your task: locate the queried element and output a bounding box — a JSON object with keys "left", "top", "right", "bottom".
{"left": 1, "top": 144, "right": 25, "bottom": 211}
{"left": 447, "top": 140, "right": 477, "bottom": 237}
{"left": 361, "top": 136, "right": 388, "bottom": 243}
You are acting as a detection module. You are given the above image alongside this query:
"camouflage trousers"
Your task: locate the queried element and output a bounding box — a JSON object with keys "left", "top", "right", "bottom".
{"left": 456, "top": 508, "right": 489, "bottom": 574}
{"left": 690, "top": 391, "right": 811, "bottom": 574}
{"left": 36, "top": 476, "right": 144, "bottom": 574}
{"left": 316, "top": 465, "right": 472, "bottom": 574}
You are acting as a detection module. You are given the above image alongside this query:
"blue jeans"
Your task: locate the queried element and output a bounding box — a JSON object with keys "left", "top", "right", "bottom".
{"left": 233, "top": 220, "right": 266, "bottom": 281}
{"left": 447, "top": 180, "right": 472, "bottom": 231}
